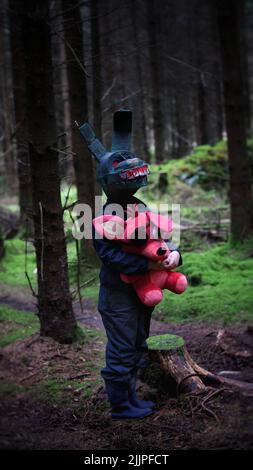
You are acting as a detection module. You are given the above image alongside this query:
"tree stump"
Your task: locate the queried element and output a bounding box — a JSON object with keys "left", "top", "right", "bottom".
{"left": 146, "top": 334, "right": 253, "bottom": 396}
{"left": 147, "top": 334, "right": 206, "bottom": 393}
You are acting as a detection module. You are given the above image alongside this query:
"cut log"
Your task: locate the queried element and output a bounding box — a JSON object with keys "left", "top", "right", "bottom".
{"left": 147, "top": 334, "right": 253, "bottom": 396}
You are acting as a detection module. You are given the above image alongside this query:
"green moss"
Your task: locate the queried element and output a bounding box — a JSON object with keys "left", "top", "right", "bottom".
{"left": 0, "top": 381, "right": 27, "bottom": 397}
{"left": 0, "top": 373, "right": 103, "bottom": 405}
{"left": 31, "top": 377, "right": 103, "bottom": 404}
{"left": 147, "top": 334, "right": 184, "bottom": 350}
{"left": 0, "top": 239, "right": 36, "bottom": 288}
{"left": 75, "top": 324, "right": 105, "bottom": 344}
{"left": 154, "top": 241, "right": 253, "bottom": 324}
{"left": 140, "top": 137, "right": 253, "bottom": 204}
{"left": 0, "top": 325, "right": 39, "bottom": 347}
{"left": 0, "top": 305, "right": 39, "bottom": 347}
{"left": 149, "top": 140, "right": 229, "bottom": 192}
{"left": 0, "top": 305, "right": 37, "bottom": 324}
{"left": 33, "top": 378, "right": 70, "bottom": 404}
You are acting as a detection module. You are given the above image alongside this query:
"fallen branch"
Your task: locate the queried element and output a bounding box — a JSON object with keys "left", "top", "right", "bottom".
{"left": 67, "top": 372, "right": 91, "bottom": 381}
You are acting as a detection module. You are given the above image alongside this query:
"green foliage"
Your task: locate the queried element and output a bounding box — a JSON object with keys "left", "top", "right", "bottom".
{"left": 154, "top": 241, "right": 253, "bottom": 324}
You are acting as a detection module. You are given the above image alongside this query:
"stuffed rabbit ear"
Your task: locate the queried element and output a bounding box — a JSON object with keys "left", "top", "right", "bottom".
{"left": 125, "top": 211, "right": 149, "bottom": 240}
{"left": 93, "top": 215, "right": 125, "bottom": 240}
{"left": 147, "top": 212, "right": 173, "bottom": 238}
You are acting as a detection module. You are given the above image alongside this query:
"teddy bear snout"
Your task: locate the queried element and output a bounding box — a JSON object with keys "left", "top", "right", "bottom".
{"left": 156, "top": 247, "right": 167, "bottom": 256}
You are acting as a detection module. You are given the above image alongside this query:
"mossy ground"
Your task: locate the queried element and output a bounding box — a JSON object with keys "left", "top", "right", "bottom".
{"left": 154, "top": 241, "right": 253, "bottom": 324}
{"left": 0, "top": 305, "right": 39, "bottom": 347}
{"left": 0, "top": 305, "right": 105, "bottom": 406}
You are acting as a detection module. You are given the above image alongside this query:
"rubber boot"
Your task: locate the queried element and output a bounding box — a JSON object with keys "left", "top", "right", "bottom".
{"left": 129, "top": 372, "right": 155, "bottom": 410}
{"left": 105, "top": 380, "right": 153, "bottom": 419}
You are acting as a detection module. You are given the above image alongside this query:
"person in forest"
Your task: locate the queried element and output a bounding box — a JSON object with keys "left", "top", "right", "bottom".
{"left": 79, "top": 109, "right": 182, "bottom": 419}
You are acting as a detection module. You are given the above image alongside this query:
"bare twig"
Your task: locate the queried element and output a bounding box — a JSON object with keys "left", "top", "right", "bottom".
{"left": 63, "top": 200, "right": 78, "bottom": 212}
{"left": 50, "top": 146, "right": 77, "bottom": 157}
{"left": 51, "top": 25, "right": 90, "bottom": 78}
{"left": 24, "top": 218, "right": 37, "bottom": 298}
{"left": 71, "top": 277, "right": 96, "bottom": 297}
{"left": 68, "top": 209, "right": 83, "bottom": 314}
{"left": 200, "top": 401, "right": 220, "bottom": 423}
{"left": 62, "top": 183, "right": 73, "bottom": 212}
{"left": 67, "top": 372, "right": 91, "bottom": 381}
{"left": 19, "top": 368, "right": 42, "bottom": 383}
{"left": 101, "top": 77, "right": 117, "bottom": 102}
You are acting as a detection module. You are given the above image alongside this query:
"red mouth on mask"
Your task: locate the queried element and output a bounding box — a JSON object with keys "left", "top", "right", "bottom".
{"left": 119, "top": 165, "right": 149, "bottom": 180}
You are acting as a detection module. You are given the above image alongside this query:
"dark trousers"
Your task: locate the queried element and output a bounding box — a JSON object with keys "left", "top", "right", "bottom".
{"left": 98, "top": 283, "right": 154, "bottom": 383}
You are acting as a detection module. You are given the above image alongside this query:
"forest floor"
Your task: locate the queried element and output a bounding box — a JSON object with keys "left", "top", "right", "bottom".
{"left": 0, "top": 284, "right": 253, "bottom": 450}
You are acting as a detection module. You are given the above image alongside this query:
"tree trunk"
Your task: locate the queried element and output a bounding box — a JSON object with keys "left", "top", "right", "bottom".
{"left": 147, "top": 0, "right": 164, "bottom": 163}
{"left": 217, "top": 0, "right": 253, "bottom": 242}
{"left": 90, "top": 0, "right": 102, "bottom": 198}
{"left": 21, "top": 0, "right": 77, "bottom": 343}
{"left": 9, "top": 0, "right": 33, "bottom": 229}
{"left": 130, "top": 0, "right": 150, "bottom": 159}
{"left": 0, "top": 0, "right": 18, "bottom": 196}
{"left": 49, "top": 0, "right": 74, "bottom": 182}
{"left": 245, "top": 0, "right": 253, "bottom": 134}
{"left": 62, "top": 0, "right": 96, "bottom": 260}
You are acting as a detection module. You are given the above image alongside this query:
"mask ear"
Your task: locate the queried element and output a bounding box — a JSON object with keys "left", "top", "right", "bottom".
{"left": 147, "top": 212, "right": 173, "bottom": 238}
{"left": 93, "top": 215, "right": 125, "bottom": 240}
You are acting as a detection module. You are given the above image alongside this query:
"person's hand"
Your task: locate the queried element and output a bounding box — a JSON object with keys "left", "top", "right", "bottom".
{"left": 162, "top": 251, "right": 180, "bottom": 270}
{"left": 148, "top": 260, "right": 164, "bottom": 271}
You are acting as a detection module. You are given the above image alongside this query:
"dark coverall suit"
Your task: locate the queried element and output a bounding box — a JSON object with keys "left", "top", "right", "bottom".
{"left": 93, "top": 196, "right": 182, "bottom": 385}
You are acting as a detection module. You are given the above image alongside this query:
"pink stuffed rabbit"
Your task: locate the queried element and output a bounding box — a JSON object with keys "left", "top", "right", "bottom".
{"left": 93, "top": 211, "right": 188, "bottom": 307}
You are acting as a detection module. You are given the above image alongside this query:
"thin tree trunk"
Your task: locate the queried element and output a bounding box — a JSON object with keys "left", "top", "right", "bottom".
{"left": 62, "top": 0, "right": 96, "bottom": 260}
